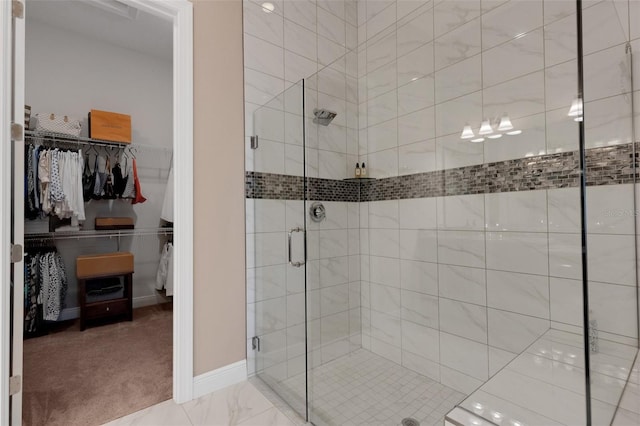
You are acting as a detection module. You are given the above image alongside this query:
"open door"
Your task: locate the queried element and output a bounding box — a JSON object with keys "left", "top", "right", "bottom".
{"left": 5, "top": 1, "right": 25, "bottom": 425}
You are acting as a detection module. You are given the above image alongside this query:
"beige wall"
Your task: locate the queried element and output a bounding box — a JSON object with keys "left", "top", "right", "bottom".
{"left": 192, "top": 0, "right": 246, "bottom": 376}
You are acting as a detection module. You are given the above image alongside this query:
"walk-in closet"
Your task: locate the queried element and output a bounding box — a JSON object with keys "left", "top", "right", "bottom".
{"left": 20, "top": 1, "right": 175, "bottom": 424}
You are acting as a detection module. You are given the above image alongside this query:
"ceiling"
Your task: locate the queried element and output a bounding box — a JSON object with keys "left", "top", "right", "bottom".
{"left": 26, "top": 0, "right": 172, "bottom": 62}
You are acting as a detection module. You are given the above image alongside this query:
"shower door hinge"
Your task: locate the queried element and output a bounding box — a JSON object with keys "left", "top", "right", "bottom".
{"left": 12, "top": 0, "right": 24, "bottom": 19}
{"left": 10, "top": 244, "right": 22, "bottom": 264}
{"left": 11, "top": 123, "right": 23, "bottom": 141}
{"left": 9, "top": 375, "right": 21, "bottom": 395}
{"left": 252, "top": 336, "right": 260, "bottom": 351}
{"left": 250, "top": 135, "right": 259, "bottom": 150}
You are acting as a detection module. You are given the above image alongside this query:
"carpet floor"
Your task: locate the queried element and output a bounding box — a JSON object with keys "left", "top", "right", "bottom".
{"left": 22, "top": 303, "right": 173, "bottom": 426}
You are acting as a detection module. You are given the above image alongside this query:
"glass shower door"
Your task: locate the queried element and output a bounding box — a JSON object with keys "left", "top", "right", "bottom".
{"left": 250, "top": 81, "right": 308, "bottom": 420}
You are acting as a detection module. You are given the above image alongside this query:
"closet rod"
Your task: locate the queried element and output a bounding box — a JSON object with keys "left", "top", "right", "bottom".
{"left": 25, "top": 130, "right": 172, "bottom": 153}
{"left": 24, "top": 227, "right": 173, "bottom": 241}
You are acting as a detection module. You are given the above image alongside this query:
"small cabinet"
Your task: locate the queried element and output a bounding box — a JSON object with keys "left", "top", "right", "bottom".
{"left": 76, "top": 252, "right": 134, "bottom": 331}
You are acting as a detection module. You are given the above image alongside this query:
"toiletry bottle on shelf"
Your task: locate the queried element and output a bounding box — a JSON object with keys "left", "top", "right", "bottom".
{"left": 355, "top": 163, "right": 361, "bottom": 178}
{"left": 361, "top": 162, "right": 367, "bottom": 177}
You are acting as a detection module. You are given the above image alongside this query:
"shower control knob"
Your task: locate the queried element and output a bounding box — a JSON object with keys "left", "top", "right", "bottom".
{"left": 310, "top": 202, "right": 326, "bottom": 222}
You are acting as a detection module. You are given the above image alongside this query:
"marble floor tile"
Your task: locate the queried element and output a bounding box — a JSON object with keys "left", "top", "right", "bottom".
{"left": 182, "top": 381, "right": 275, "bottom": 426}
{"left": 238, "top": 407, "right": 297, "bottom": 426}
{"left": 103, "top": 399, "right": 193, "bottom": 426}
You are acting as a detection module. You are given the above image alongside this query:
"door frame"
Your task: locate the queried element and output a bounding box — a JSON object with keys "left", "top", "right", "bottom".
{"left": 0, "top": 0, "right": 194, "bottom": 423}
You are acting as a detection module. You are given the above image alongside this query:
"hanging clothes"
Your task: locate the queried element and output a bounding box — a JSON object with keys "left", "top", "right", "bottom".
{"left": 155, "top": 242, "right": 173, "bottom": 296}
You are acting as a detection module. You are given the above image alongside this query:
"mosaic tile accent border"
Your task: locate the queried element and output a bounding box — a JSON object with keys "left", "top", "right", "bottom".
{"left": 245, "top": 142, "right": 638, "bottom": 202}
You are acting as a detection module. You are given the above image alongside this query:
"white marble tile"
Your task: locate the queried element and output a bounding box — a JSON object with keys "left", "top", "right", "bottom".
{"left": 484, "top": 190, "right": 547, "bottom": 232}
{"left": 401, "top": 290, "right": 439, "bottom": 328}
{"left": 319, "top": 256, "right": 350, "bottom": 287}
{"left": 318, "top": 36, "right": 347, "bottom": 68}
{"left": 370, "top": 282, "right": 402, "bottom": 317}
{"left": 369, "top": 200, "right": 400, "bottom": 229}
{"left": 632, "top": 0, "right": 640, "bottom": 40}
{"left": 440, "top": 365, "right": 484, "bottom": 395}
{"left": 544, "top": 12, "right": 577, "bottom": 67}
{"left": 319, "top": 229, "right": 349, "bottom": 258}
{"left": 437, "top": 194, "right": 484, "bottom": 231}
{"left": 435, "top": 54, "right": 482, "bottom": 103}
{"left": 439, "top": 298, "right": 488, "bottom": 344}
{"left": 589, "top": 281, "right": 638, "bottom": 338}
{"left": 320, "top": 283, "right": 350, "bottom": 317}
{"left": 322, "top": 311, "right": 350, "bottom": 345}
{"left": 397, "top": 0, "right": 429, "bottom": 21}
{"left": 461, "top": 390, "right": 562, "bottom": 426}
{"left": 547, "top": 187, "right": 580, "bottom": 233}
{"left": 248, "top": 264, "right": 287, "bottom": 303}
{"left": 370, "top": 255, "right": 401, "bottom": 287}
{"left": 366, "top": 1, "right": 396, "bottom": 39}
{"left": 484, "top": 1, "right": 543, "bottom": 48}
{"left": 435, "top": 91, "right": 483, "bottom": 138}
{"left": 183, "top": 381, "right": 275, "bottom": 426}
{"left": 397, "top": 42, "right": 435, "bottom": 86}
{"left": 434, "top": 18, "right": 482, "bottom": 70}
{"left": 585, "top": 94, "right": 634, "bottom": 148}
{"left": 399, "top": 197, "right": 437, "bottom": 229}
{"left": 545, "top": 107, "right": 580, "bottom": 154}
{"left": 318, "top": 150, "right": 347, "bottom": 180}
{"left": 244, "top": 34, "right": 284, "bottom": 79}
{"left": 548, "top": 232, "right": 581, "bottom": 280}
{"left": 366, "top": 60, "right": 397, "bottom": 100}
{"left": 245, "top": 70, "right": 285, "bottom": 109}
{"left": 369, "top": 228, "right": 400, "bottom": 259}
{"left": 543, "top": 0, "right": 574, "bottom": 25}
{"left": 400, "top": 259, "right": 438, "bottom": 295}
{"left": 399, "top": 139, "right": 438, "bottom": 175}
{"left": 286, "top": 292, "right": 306, "bottom": 327}
{"left": 256, "top": 297, "right": 287, "bottom": 335}
{"left": 483, "top": 71, "right": 545, "bottom": 120}
{"left": 317, "top": 201, "right": 349, "bottom": 231}
{"left": 588, "top": 234, "right": 636, "bottom": 286}
{"left": 402, "top": 319, "right": 440, "bottom": 361}
{"left": 254, "top": 106, "right": 285, "bottom": 143}
{"left": 249, "top": 232, "right": 286, "bottom": 268}
{"left": 398, "top": 106, "right": 436, "bottom": 146}
{"left": 488, "top": 309, "right": 549, "bottom": 353}
{"left": 370, "top": 335, "right": 402, "bottom": 363}
{"left": 244, "top": 0, "right": 284, "bottom": 46}
{"left": 544, "top": 60, "right": 578, "bottom": 114}
{"left": 367, "top": 119, "right": 398, "bottom": 153}
{"left": 105, "top": 400, "right": 193, "bottom": 426}
{"left": 318, "top": 6, "right": 346, "bottom": 47}
{"left": 437, "top": 230, "right": 485, "bottom": 268}
{"left": 440, "top": 332, "right": 489, "bottom": 380}
{"left": 435, "top": 133, "right": 484, "bottom": 169}
{"left": 284, "top": 20, "right": 317, "bottom": 61}
{"left": 582, "top": 0, "right": 628, "bottom": 55}
{"left": 367, "top": 148, "right": 399, "bottom": 178}
{"left": 366, "top": 29, "right": 397, "bottom": 72}
{"left": 402, "top": 350, "right": 441, "bottom": 381}
{"left": 367, "top": 90, "right": 398, "bottom": 126}
{"left": 434, "top": 0, "right": 480, "bottom": 38}
{"left": 438, "top": 264, "right": 486, "bottom": 305}
{"left": 370, "top": 310, "right": 402, "bottom": 346}
{"left": 398, "top": 76, "right": 435, "bottom": 115}
{"left": 549, "top": 277, "right": 582, "bottom": 327}
{"left": 318, "top": 67, "right": 347, "bottom": 102}
{"left": 584, "top": 44, "right": 632, "bottom": 103}
{"left": 613, "top": 407, "right": 640, "bottom": 426}
{"left": 319, "top": 0, "right": 346, "bottom": 20}
{"left": 587, "top": 184, "right": 635, "bottom": 235}
{"left": 399, "top": 229, "right": 438, "bottom": 262}
{"left": 397, "top": 8, "right": 434, "bottom": 56}
{"left": 249, "top": 199, "right": 287, "bottom": 233}
{"left": 486, "top": 270, "right": 550, "bottom": 319}
{"left": 488, "top": 347, "right": 517, "bottom": 377}
{"left": 284, "top": 0, "right": 316, "bottom": 31}
{"left": 486, "top": 231, "right": 549, "bottom": 275}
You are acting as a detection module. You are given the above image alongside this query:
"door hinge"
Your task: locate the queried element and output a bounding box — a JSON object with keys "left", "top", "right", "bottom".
{"left": 11, "top": 123, "right": 23, "bottom": 141}
{"left": 9, "top": 375, "right": 21, "bottom": 396}
{"left": 10, "top": 244, "right": 23, "bottom": 264}
{"left": 250, "top": 135, "right": 259, "bottom": 150}
{"left": 12, "top": 0, "right": 24, "bottom": 19}
{"left": 252, "top": 336, "right": 260, "bottom": 351}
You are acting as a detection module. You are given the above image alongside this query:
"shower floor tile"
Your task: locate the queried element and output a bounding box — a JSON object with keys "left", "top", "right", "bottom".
{"left": 255, "top": 349, "right": 466, "bottom": 426}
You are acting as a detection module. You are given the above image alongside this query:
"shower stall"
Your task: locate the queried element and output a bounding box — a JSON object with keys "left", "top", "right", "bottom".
{"left": 245, "top": 0, "right": 639, "bottom": 424}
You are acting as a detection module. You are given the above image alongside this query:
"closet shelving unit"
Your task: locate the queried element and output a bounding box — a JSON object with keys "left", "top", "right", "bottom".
{"left": 24, "top": 130, "right": 174, "bottom": 329}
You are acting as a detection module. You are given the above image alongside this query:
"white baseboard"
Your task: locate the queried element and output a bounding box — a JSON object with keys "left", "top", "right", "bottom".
{"left": 192, "top": 360, "right": 247, "bottom": 399}
{"left": 58, "top": 294, "right": 170, "bottom": 321}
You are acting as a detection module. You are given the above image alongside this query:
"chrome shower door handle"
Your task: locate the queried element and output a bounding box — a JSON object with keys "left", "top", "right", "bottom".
{"left": 288, "top": 227, "right": 305, "bottom": 267}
